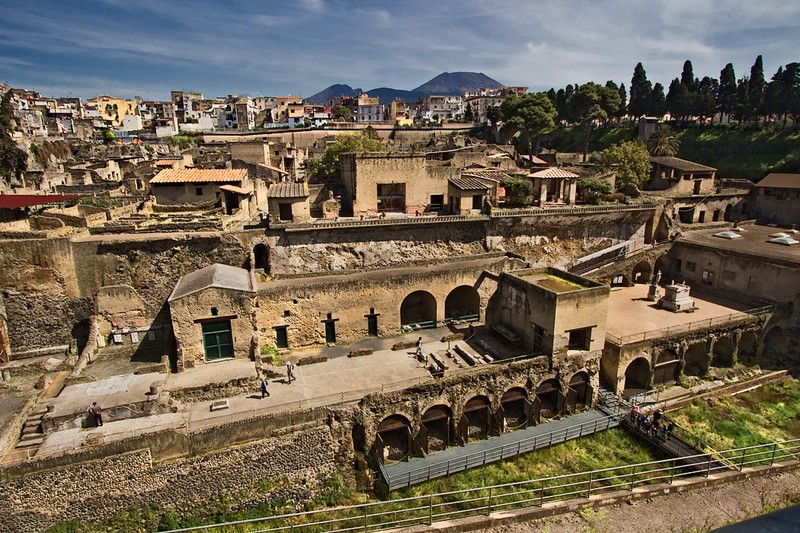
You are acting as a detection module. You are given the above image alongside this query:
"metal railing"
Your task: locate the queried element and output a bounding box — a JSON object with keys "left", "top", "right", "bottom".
{"left": 382, "top": 412, "right": 625, "bottom": 491}
{"left": 490, "top": 203, "right": 657, "bottom": 218}
{"left": 605, "top": 311, "right": 758, "bottom": 345}
{"left": 159, "top": 438, "right": 800, "bottom": 533}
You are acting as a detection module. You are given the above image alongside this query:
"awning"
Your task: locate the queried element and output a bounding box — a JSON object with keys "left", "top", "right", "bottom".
{"left": 219, "top": 184, "right": 253, "bottom": 195}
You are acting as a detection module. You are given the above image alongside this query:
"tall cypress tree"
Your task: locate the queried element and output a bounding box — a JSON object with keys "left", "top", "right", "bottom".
{"left": 629, "top": 62, "right": 652, "bottom": 118}
{"left": 718, "top": 63, "right": 738, "bottom": 122}
{"left": 649, "top": 83, "right": 667, "bottom": 117}
{"left": 617, "top": 83, "right": 627, "bottom": 120}
{"left": 666, "top": 78, "right": 685, "bottom": 120}
{"left": 748, "top": 55, "right": 766, "bottom": 123}
{"left": 680, "top": 60, "right": 697, "bottom": 92}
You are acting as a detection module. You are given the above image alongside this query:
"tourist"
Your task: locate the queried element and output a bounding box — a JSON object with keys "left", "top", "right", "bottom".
{"left": 415, "top": 337, "right": 423, "bottom": 358}
{"left": 88, "top": 402, "right": 103, "bottom": 427}
{"left": 630, "top": 405, "right": 639, "bottom": 421}
{"left": 260, "top": 378, "right": 270, "bottom": 398}
{"left": 286, "top": 361, "right": 295, "bottom": 383}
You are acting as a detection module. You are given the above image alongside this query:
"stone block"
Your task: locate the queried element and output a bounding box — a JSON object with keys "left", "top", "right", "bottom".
{"left": 347, "top": 348, "right": 373, "bottom": 358}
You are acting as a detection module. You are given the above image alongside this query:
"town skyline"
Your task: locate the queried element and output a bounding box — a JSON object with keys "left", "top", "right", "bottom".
{"left": 1, "top": 0, "right": 799, "bottom": 101}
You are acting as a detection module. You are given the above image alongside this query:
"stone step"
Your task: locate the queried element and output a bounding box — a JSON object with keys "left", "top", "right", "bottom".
{"left": 16, "top": 436, "right": 44, "bottom": 448}
{"left": 21, "top": 425, "right": 41, "bottom": 436}
{"left": 30, "top": 406, "right": 49, "bottom": 416}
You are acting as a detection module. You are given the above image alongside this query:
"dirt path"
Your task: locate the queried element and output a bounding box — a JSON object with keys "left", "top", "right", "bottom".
{"left": 485, "top": 471, "right": 800, "bottom": 533}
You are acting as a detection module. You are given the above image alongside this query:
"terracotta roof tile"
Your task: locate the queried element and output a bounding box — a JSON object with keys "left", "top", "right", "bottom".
{"left": 150, "top": 168, "right": 247, "bottom": 184}
{"left": 449, "top": 177, "right": 492, "bottom": 191}
{"left": 529, "top": 167, "right": 579, "bottom": 179}
{"left": 268, "top": 182, "right": 308, "bottom": 198}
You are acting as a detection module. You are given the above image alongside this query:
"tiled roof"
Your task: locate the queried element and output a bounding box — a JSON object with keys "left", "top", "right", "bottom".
{"left": 449, "top": 177, "right": 492, "bottom": 191}
{"left": 461, "top": 169, "right": 510, "bottom": 182}
{"left": 154, "top": 159, "right": 177, "bottom": 166}
{"left": 520, "top": 154, "right": 548, "bottom": 165}
{"left": 756, "top": 173, "right": 800, "bottom": 189}
{"left": 0, "top": 194, "right": 82, "bottom": 209}
{"left": 150, "top": 168, "right": 247, "bottom": 184}
{"left": 169, "top": 264, "right": 254, "bottom": 301}
{"left": 219, "top": 184, "right": 252, "bottom": 195}
{"left": 530, "top": 167, "right": 579, "bottom": 179}
{"left": 650, "top": 156, "right": 716, "bottom": 173}
{"left": 268, "top": 182, "right": 308, "bottom": 198}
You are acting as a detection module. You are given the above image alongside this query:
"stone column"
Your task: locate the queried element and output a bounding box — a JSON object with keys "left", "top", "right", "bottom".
{"left": 567, "top": 180, "right": 577, "bottom": 205}
{"left": 704, "top": 334, "right": 716, "bottom": 377}
{"left": 677, "top": 341, "right": 687, "bottom": 379}
{"left": 732, "top": 330, "right": 742, "bottom": 367}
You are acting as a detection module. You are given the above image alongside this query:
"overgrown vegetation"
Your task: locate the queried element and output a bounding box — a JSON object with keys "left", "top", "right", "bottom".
{"left": 501, "top": 175, "right": 534, "bottom": 207}
{"left": 164, "top": 133, "right": 202, "bottom": 150}
{"left": 593, "top": 140, "right": 651, "bottom": 186}
{"left": 307, "top": 132, "right": 388, "bottom": 181}
{"left": 671, "top": 377, "right": 800, "bottom": 451}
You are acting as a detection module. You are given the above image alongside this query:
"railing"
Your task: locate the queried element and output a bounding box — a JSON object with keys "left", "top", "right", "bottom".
{"left": 490, "top": 202, "right": 657, "bottom": 218}
{"left": 605, "top": 311, "right": 758, "bottom": 346}
{"left": 381, "top": 411, "right": 625, "bottom": 491}
{"left": 158, "top": 438, "right": 800, "bottom": 533}
{"left": 271, "top": 214, "right": 480, "bottom": 231}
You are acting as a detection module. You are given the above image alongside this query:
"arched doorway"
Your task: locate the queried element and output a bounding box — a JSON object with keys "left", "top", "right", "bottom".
{"left": 444, "top": 285, "right": 480, "bottom": 322}
{"left": 723, "top": 204, "right": 733, "bottom": 222}
{"left": 400, "top": 291, "right": 437, "bottom": 328}
{"left": 253, "top": 243, "right": 269, "bottom": 272}
{"left": 500, "top": 388, "right": 529, "bottom": 430}
{"left": 624, "top": 357, "right": 650, "bottom": 394}
{"left": 683, "top": 343, "right": 708, "bottom": 376}
{"left": 712, "top": 337, "right": 735, "bottom": 368}
{"left": 653, "top": 349, "right": 679, "bottom": 386}
{"left": 534, "top": 379, "right": 562, "bottom": 422}
{"left": 419, "top": 405, "right": 452, "bottom": 454}
{"left": 567, "top": 371, "right": 591, "bottom": 411}
{"left": 763, "top": 327, "right": 788, "bottom": 368}
{"left": 738, "top": 331, "right": 759, "bottom": 366}
{"left": 653, "top": 255, "right": 669, "bottom": 283}
{"left": 631, "top": 261, "right": 652, "bottom": 284}
{"left": 461, "top": 396, "right": 491, "bottom": 442}
{"left": 376, "top": 414, "right": 411, "bottom": 462}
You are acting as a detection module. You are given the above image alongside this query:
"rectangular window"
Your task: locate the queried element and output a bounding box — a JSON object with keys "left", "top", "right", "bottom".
{"left": 195, "top": 187, "right": 203, "bottom": 196}
{"left": 430, "top": 194, "right": 444, "bottom": 212}
{"left": 533, "top": 324, "right": 545, "bottom": 353}
{"left": 377, "top": 183, "right": 406, "bottom": 212}
{"left": 567, "top": 327, "right": 592, "bottom": 351}
{"left": 701, "top": 269, "right": 715, "bottom": 286}
{"left": 472, "top": 194, "right": 483, "bottom": 210}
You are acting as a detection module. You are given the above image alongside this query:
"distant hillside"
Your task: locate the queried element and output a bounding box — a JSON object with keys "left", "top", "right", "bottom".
{"left": 413, "top": 72, "right": 503, "bottom": 95}
{"left": 306, "top": 84, "right": 362, "bottom": 104}
{"left": 307, "top": 72, "right": 504, "bottom": 105}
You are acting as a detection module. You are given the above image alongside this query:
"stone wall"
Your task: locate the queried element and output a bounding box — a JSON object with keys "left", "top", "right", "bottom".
{"left": 0, "top": 426, "right": 337, "bottom": 532}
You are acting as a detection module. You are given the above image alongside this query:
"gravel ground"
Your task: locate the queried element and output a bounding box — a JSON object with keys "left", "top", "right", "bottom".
{"left": 484, "top": 471, "right": 800, "bottom": 533}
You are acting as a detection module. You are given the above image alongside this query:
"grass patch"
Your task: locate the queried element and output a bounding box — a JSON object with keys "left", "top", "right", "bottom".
{"left": 671, "top": 378, "right": 800, "bottom": 451}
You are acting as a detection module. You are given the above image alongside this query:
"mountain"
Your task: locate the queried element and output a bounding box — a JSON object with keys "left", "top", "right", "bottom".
{"left": 412, "top": 72, "right": 503, "bottom": 96}
{"left": 306, "top": 84, "right": 362, "bottom": 104}
{"left": 306, "top": 72, "right": 504, "bottom": 106}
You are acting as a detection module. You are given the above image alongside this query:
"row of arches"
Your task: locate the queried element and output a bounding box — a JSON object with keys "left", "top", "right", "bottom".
{"left": 622, "top": 330, "right": 766, "bottom": 392}
{"left": 400, "top": 286, "right": 481, "bottom": 327}
{"left": 375, "top": 372, "right": 592, "bottom": 462}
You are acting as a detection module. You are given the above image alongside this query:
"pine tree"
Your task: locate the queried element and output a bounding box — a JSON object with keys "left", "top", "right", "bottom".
{"left": 649, "top": 83, "right": 667, "bottom": 117}
{"left": 628, "top": 63, "right": 652, "bottom": 118}
{"left": 718, "top": 63, "right": 737, "bottom": 122}
{"left": 666, "top": 78, "right": 686, "bottom": 120}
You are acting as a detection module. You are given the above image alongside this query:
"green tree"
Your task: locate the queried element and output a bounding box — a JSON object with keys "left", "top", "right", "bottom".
{"left": 101, "top": 128, "right": 116, "bottom": 144}
{"left": 718, "top": 63, "right": 738, "bottom": 122}
{"left": 464, "top": 103, "right": 474, "bottom": 122}
{"left": 734, "top": 77, "right": 750, "bottom": 124}
{"left": 600, "top": 81, "right": 623, "bottom": 123}
{"left": 577, "top": 177, "right": 613, "bottom": 203}
{"left": 646, "top": 125, "right": 680, "bottom": 157}
{"left": 500, "top": 92, "right": 556, "bottom": 155}
{"left": 617, "top": 83, "right": 628, "bottom": 121}
{"left": 501, "top": 176, "right": 533, "bottom": 207}
{"left": 567, "top": 83, "right": 608, "bottom": 162}
{"left": 649, "top": 83, "right": 667, "bottom": 117}
{"left": 331, "top": 105, "right": 351, "bottom": 121}
{"left": 666, "top": 78, "right": 689, "bottom": 120}
{"left": 696, "top": 76, "right": 719, "bottom": 124}
{"left": 748, "top": 55, "right": 766, "bottom": 124}
{"left": 628, "top": 62, "right": 653, "bottom": 118}
{"left": 486, "top": 105, "right": 501, "bottom": 128}
{"left": 309, "top": 132, "right": 388, "bottom": 180}
{"left": 593, "top": 140, "right": 651, "bottom": 187}
{"left": 0, "top": 91, "right": 28, "bottom": 185}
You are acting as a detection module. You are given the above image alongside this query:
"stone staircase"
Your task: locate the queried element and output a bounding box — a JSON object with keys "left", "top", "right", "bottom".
{"left": 14, "top": 403, "right": 49, "bottom": 457}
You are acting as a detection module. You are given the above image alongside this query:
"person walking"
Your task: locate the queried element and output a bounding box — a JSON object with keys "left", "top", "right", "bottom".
{"left": 415, "top": 337, "right": 423, "bottom": 358}
{"left": 260, "top": 377, "right": 270, "bottom": 398}
{"left": 88, "top": 402, "right": 103, "bottom": 427}
{"left": 286, "top": 361, "right": 295, "bottom": 383}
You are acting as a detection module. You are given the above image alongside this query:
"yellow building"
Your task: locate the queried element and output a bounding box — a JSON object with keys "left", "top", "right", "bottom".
{"left": 87, "top": 95, "right": 140, "bottom": 127}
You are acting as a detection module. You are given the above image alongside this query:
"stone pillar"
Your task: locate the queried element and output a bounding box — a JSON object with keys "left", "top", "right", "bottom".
{"left": 704, "top": 335, "right": 716, "bottom": 377}
{"left": 540, "top": 183, "right": 548, "bottom": 205}
{"left": 732, "top": 330, "right": 742, "bottom": 367}
{"left": 567, "top": 180, "right": 577, "bottom": 205}
{"left": 677, "top": 342, "right": 687, "bottom": 379}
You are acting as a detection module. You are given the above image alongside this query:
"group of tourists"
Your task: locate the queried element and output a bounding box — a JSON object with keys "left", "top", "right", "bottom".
{"left": 629, "top": 405, "right": 675, "bottom": 441}
{"left": 259, "top": 360, "right": 296, "bottom": 399}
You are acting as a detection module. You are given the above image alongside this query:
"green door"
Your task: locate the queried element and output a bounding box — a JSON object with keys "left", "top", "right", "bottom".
{"left": 275, "top": 326, "right": 288, "bottom": 349}
{"left": 367, "top": 315, "right": 378, "bottom": 337}
{"left": 202, "top": 321, "right": 233, "bottom": 361}
{"left": 325, "top": 321, "right": 336, "bottom": 343}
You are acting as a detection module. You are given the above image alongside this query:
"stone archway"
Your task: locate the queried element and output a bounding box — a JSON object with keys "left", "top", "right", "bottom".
{"left": 253, "top": 243, "right": 269, "bottom": 272}
{"left": 684, "top": 342, "right": 708, "bottom": 376}
{"left": 763, "top": 326, "right": 788, "bottom": 368}
{"left": 632, "top": 260, "right": 652, "bottom": 284}
{"left": 653, "top": 255, "right": 669, "bottom": 283}
{"left": 535, "top": 379, "right": 562, "bottom": 421}
{"left": 712, "top": 336, "right": 736, "bottom": 368}
{"left": 738, "top": 331, "right": 759, "bottom": 366}
{"left": 653, "top": 349, "right": 679, "bottom": 386}
{"left": 462, "top": 396, "right": 491, "bottom": 442}
{"left": 624, "top": 357, "right": 650, "bottom": 393}
{"left": 568, "top": 371, "right": 591, "bottom": 410}
{"left": 501, "top": 387, "right": 529, "bottom": 430}
{"left": 444, "top": 285, "right": 480, "bottom": 322}
{"left": 419, "top": 405, "right": 452, "bottom": 454}
{"left": 724, "top": 204, "right": 733, "bottom": 222}
{"left": 376, "top": 414, "right": 411, "bottom": 462}
{"left": 400, "top": 290, "right": 437, "bottom": 328}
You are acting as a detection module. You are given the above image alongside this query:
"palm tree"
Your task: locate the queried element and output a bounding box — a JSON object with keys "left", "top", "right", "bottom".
{"left": 647, "top": 126, "right": 680, "bottom": 157}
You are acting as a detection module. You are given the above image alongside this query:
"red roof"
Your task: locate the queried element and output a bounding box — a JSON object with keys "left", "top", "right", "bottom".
{"left": 530, "top": 167, "right": 579, "bottom": 179}
{"left": 0, "top": 194, "right": 82, "bottom": 209}
{"left": 150, "top": 168, "right": 247, "bottom": 184}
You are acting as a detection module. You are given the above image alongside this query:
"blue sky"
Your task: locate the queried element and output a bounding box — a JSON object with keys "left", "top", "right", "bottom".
{"left": 1, "top": 0, "right": 798, "bottom": 101}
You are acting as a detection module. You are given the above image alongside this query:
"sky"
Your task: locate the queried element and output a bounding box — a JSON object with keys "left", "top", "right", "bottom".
{"left": 1, "top": 0, "right": 799, "bottom": 101}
